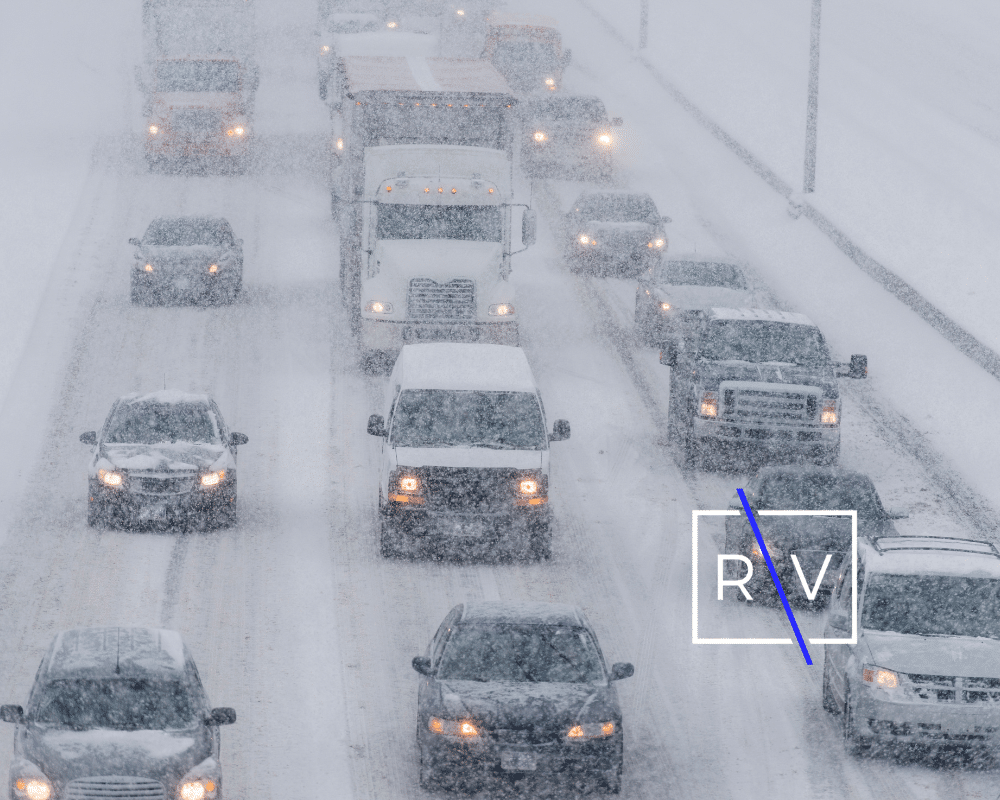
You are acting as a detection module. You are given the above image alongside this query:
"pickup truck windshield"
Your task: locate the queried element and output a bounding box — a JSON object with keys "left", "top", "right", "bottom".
{"left": 391, "top": 390, "right": 547, "bottom": 449}
{"left": 376, "top": 205, "right": 502, "bottom": 242}
{"left": 156, "top": 61, "right": 240, "bottom": 93}
{"left": 862, "top": 575, "right": 1000, "bottom": 639}
{"left": 656, "top": 261, "right": 747, "bottom": 289}
{"left": 525, "top": 96, "right": 607, "bottom": 124}
{"left": 700, "top": 320, "right": 830, "bottom": 365}
{"left": 144, "top": 218, "right": 229, "bottom": 246}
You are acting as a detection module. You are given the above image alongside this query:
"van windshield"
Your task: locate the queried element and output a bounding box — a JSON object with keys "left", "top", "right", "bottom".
{"left": 390, "top": 390, "right": 547, "bottom": 449}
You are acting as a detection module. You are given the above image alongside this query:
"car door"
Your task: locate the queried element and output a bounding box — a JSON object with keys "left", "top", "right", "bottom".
{"left": 824, "top": 558, "right": 864, "bottom": 705}
{"left": 418, "top": 606, "right": 462, "bottom": 715}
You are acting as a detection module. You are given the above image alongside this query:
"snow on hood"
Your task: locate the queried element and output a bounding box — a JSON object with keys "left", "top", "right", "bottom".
{"left": 102, "top": 443, "right": 227, "bottom": 472}
{"left": 436, "top": 680, "right": 616, "bottom": 730}
{"left": 863, "top": 630, "right": 1000, "bottom": 677}
{"left": 39, "top": 729, "right": 197, "bottom": 761}
{"left": 392, "top": 447, "right": 543, "bottom": 470}
{"left": 585, "top": 220, "right": 655, "bottom": 231}
{"left": 120, "top": 390, "right": 210, "bottom": 405}
{"left": 156, "top": 92, "right": 239, "bottom": 109}
{"left": 374, "top": 240, "right": 503, "bottom": 283}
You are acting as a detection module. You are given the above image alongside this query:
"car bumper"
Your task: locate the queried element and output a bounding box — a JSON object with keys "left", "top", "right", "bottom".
{"left": 384, "top": 504, "right": 549, "bottom": 549}
{"left": 692, "top": 417, "right": 840, "bottom": 453}
{"left": 855, "top": 689, "right": 1000, "bottom": 746}
{"left": 132, "top": 269, "right": 237, "bottom": 297}
{"left": 89, "top": 480, "right": 235, "bottom": 525}
{"left": 360, "top": 319, "right": 517, "bottom": 351}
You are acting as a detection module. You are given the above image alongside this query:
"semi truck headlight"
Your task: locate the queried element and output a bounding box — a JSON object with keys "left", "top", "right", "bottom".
{"left": 567, "top": 722, "right": 614, "bottom": 739}
{"left": 99, "top": 469, "right": 123, "bottom": 487}
{"left": 488, "top": 303, "right": 514, "bottom": 316}
{"left": 533, "top": 130, "right": 547, "bottom": 142}
{"left": 821, "top": 404, "right": 838, "bottom": 425}
{"left": 365, "top": 301, "right": 392, "bottom": 314}
{"left": 597, "top": 134, "right": 612, "bottom": 145}
{"left": 863, "top": 665, "right": 899, "bottom": 690}
{"left": 699, "top": 391, "right": 718, "bottom": 418}
{"left": 200, "top": 471, "right": 225, "bottom": 487}
{"left": 429, "top": 717, "right": 479, "bottom": 737}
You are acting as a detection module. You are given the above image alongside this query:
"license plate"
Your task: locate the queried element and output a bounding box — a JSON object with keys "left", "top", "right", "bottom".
{"left": 139, "top": 503, "right": 168, "bottom": 521}
{"left": 447, "top": 520, "right": 486, "bottom": 537}
{"left": 501, "top": 752, "right": 537, "bottom": 771}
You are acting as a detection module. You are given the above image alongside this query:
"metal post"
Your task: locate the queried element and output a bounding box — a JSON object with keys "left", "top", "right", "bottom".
{"left": 639, "top": 0, "right": 649, "bottom": 49}
{"left": 803, "top": 0, "right": 822, "bottom": 193}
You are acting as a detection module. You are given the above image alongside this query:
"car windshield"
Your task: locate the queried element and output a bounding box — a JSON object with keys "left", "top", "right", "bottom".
{"left": 527, "top": 97, "right": 607, "bottom": 124}
{"left": 656, "top": 261, "right": 747, "bottom": 290}
{"left": 376, "top": 205, "right": 502, "bottom": 242}
{"left": 574, "top": 195, "right": 657, "bottom": 222}
{"left": 155, "top": 61, "right": 239, "bottom": 93}
{"left": 862, "top": 575, "right": 1000, "bottom": 639}
{"left": 390, "top": 390, "right": 547, "bottom": 449}
{"left": 31, "top": 679, "right": 200, "bottom": 730}
{"left": 105, "top": 402, "right": 219, "bottom": 445}
{"left": 493, "top": 40, "right": 560, "bottom": 79}
{"left": 699, "top": 320, "right": 830, "bottom": 365}
{"left": 144, "top": 219, "right": 229, "bottom": 247}
{"left": 759, "top": 475, "right": 885, "bottom": 518}
{"left": 437, "top": 624, "right": 605, "bottom": 683}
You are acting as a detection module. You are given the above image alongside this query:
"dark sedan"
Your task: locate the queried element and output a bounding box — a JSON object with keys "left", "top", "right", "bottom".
{"left": 563, "top": 192, "right": 669, "bottom": 277}
{"left": 413, "top": 601, "right": 634, "bottom": 794}
{"left": 80, "top": 390, "right": 248, "bottom": 529}
{"left": 129, "top": 217, "right": 243, "bottom": 305}
{"left": 521, "top": 95, "right": 621, "bottom": 180}
{"left": 723, "top": 466, "right": 905, "bottom": 605}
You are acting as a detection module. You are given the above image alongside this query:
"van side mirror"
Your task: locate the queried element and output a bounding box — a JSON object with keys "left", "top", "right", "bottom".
{"left": 0, "top": 706, "right": 23, "bottom": 724}
{"left": 79, "top": 431, "right": 97, "bottom": 445}
{"left": 660, "top": 341, "right": 678, "bottom": 367}
{"left": 367, "top": 414, "right": 387, "bottom": 437}
{"left": 208, "top": 707, "right": 236, "bottom": 725}
{"left": 610, "top": 662, "right": 634, "bottom": 681}
{"left": 549, "top": 419, "right": 571, "bottom": 441}
{"left": 661, "top": 216, "right": 671, "bottom": 224}
{"left": 412, "top": 656, "right": 434, "bottom": 676}
{"left": 229, "top": 432, "right": 249, "bottom": 447}
{"left": 611, "top": 117, "right": 623, "bottom": 127}
{"left": 521, "top": 209, "right": 537, "bottom": 247}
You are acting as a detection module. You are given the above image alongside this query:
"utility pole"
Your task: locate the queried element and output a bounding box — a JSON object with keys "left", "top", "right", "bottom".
{"left": 639, "top": 0, "right": 649, "bottom": 49}
{"left": 803, "top": 0, "right": 822, "bottom": 193}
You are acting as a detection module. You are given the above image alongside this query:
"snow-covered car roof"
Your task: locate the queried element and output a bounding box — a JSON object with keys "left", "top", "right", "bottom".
{"left": 862, "top": 536, "right": 1000, "bottom": 579}
{"left": 118, "top": 390, "right": 212, "bottom": 406}
{"left": 44, "top": 627, "right": 187, "bottom": 680}
{"left": 460, "top": 601, "right": 586, "bottom": 627}
{"left": 707, "top": 307, "right": 814, "bottom": 326}
{"left": 393, "top": 344, "right": 538, "bottom": 393}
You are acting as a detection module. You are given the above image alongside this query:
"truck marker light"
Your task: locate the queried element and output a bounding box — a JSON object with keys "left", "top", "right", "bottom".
{"left": 488, "top": 188, "right": 494, "bottom": 194}
{"left": 451, "top": 188, "right": 457, "bottom": 194}
{"left": 385, "top": 186, "right": 392, "bottom": 192}
{"left": 438, "top": 187, "right": 443, "bottom": 193}
{"left": 424, "top": 188, "right": 430, "bottom": 193}
{"left": 320, "top": 45, "right": 330, "bottom": 53}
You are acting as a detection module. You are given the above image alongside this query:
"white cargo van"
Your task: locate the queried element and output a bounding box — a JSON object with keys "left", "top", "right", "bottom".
{"left": 366, "top": 343, "right": 570, "bottom": 560}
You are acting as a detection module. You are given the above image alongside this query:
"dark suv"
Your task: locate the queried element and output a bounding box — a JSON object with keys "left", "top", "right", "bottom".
{"left": 562, "top": 192, "right": 668, "bottom": 277}
{"left": 0, "top": 627, "right": 236, "bottom": 800}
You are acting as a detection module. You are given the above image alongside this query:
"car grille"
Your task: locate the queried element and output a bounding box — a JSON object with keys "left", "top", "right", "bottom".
{"left": 592, "top": 231, "right": 647, "bottom": 253}
{"left": 407, "top": 278, "right": 476, "bottom": 321}
{"left": 423, "top": 468, "right": 517, "bottom": 512}
{"left": 63, "top": 777, "right": 166, "bottom": 800}
{"left": 492, "top": 726, "right": 560, "bottom": 745}
{"left": 134, "top": 475, "right": 196, "bottom": 495}
{"left": 172, "top": 109, "right": 221, "bottom": 139}
{"left": 906, "top": 673, "right": 1000, "bottom": 704}
{"left": 722, "top": 387, "right": 819, "bottom": 424}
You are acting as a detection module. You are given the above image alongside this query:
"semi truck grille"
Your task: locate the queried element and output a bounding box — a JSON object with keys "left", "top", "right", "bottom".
{"left": 408, "top": 278, "right": 475, "bottom": 321}
{"left": 64, "top": 777, "right": 166, "bottom": 800}
{"left": 906, "top": 674, "right": 1000, "bottom": 704}
{"left": 423, "top": 467, "right": 516, "bottom": 512}
{"left": 724, "top": 387, "right": 818, "bottom": 423}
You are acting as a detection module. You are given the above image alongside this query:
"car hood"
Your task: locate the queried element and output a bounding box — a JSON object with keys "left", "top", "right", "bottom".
{"left": 694, "top": 360, "right": 837, "bottom": 394}
{"left": 584, "top": 220, "right": 655, "bottom": 233}
{"left": 156, "top": 92, "right": 239, "bottom": 110}
{"left": 138, "top": 245, "right": 227, "bottom": 264}
{"left": 863, "top": 631, "right": 1000, "bottom": 678}
{"left": 654, "top": 284, "right": 752, "bottom": 311}
{"left": 100, "top": 443, "right": 229, "bottom": 472}
{"left": 434, "top": 680, "right": 618, "bottom": 731}
{"left": 392, "top": 447, "right": 543, "bottom": 470}
{"left": 23, "top": 726, "right": 210, "bottom": 785}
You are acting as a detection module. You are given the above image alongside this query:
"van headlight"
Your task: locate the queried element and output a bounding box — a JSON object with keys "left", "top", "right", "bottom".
{"left": 98, "top": 468, "right": 124, "bottom": 487}
{"left": 14, "top": 778, "right": 52, "bottom": 800}
{"left": 389, "top": 468, "right": 424, "bottom": 504}
{"left": 200, "top": 470, "right": 225, "bottom": 487}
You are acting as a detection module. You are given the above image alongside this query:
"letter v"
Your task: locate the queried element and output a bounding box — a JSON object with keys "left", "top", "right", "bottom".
{"left": 790, "top": 554, "right": 833, "bottom": 601}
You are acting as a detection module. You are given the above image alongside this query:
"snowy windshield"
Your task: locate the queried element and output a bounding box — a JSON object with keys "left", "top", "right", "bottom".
{"left": 359, "top": 104, "right": 507, "bottom": 149}
{"left": 155, "top": 61, "right": 240, "bottom": 93}
{"left": 862, "top": 575, "right": 1000, "bottom": 639}
{"left": 144, "top": 218, "right": 229, "bottom": 246}
{"left": 759, "top": 474, "right": 884, "bottom": 517}
{"left": 656, "top": 261, "right": 747, "bottom": 289}
{"left": 574, "top": 194, "right": 658, "bottom": 222}
{"left": 437, "top": 624, "right": 605, "bottom": 683}
{"left": 390, "top": 390, "right": 547, "bottom": 449}
{"left": 376, "top": 205, "right": 502, "bottom": 241}
{"left": 526, "top": 96, "right": 607, "bottom": 124}
{"left": 105, "top": 402, "right": 219, "bottom": 445}
{"left": 31, "top": 679, "right": 200, "bottom": 730}
{"left": 699, "top": 320, "right": 830, "bottom": 365}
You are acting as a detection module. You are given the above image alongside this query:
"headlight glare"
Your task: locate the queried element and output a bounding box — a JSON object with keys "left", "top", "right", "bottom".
{"left": 200, "top": 471, "right": 225, "bottom": 487}
{"left": 488, "top": 303, "right": 514, "bottom": 316}
{"left": 365, "top": 301, "right": 392, "bottom": 314}
{"left": 179, "top": 784, "right": 205, "bottom": 800}
{"left": 699, "top": 391, "right": 718, "bottom": 418}
{"left": 144, "top": 263, "right": 154, "bottom": 273}
{"left": 519, "top": 478, "right": 538, "bottom": 495}
{"left": 660, "top": 302, "right": 671, "bottom": 311}
{"left": 567, "top": 722, "right": 615, "bottom": 739}
{"left": 578, "top": 234, "right": 590, "bottom": 245}
{"left": 597, "top": 134, "right": 612, "bottom": 145}
{"left": 533, "top": 130, "right": 547, "bottom": 142}
{"left": 15, "top": 780, "right": 52, "bottom": 800}
{"left": 320, "top": 44, "right": 331, "bottom": 53}
{"left": 429, "top": 717, "right": 479, "bottom": 737}
{"left": 148, "top": 124, "right": 159, "bottom": 135}
{"left": 99, "top": 469, "right": 123, "bottom": 487}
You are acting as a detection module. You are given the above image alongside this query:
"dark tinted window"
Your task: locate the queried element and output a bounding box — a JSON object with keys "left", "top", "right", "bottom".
{"left": 156, "top": 61, "right": 239, "bottom": 93}
{"left": 391, "top": 390, "right": 546, "bottom": 449}
{"left": 573, "top": 194, "right": 658, "bottom": 222}
{"left": 144, "top": 218, "right": 229, "bottom": 247}
{"left": 699, "top": 320, "right": 830, "bottom": 366}
{"left": 437, "top": 624, "right": 605, "bottom": 683}
{"left": 526, "top": 96, "right": 607, "bottom": 124}
{"left": 376, "top": 204, "right": 502, "bottom": 242}
{"left": 31, "top": 679, "right": 201, "bottom": 730}
{"left": 759, "top": 474, "right": 885, "bottom": 518}
{"left": 656, "top": 261, "right": 747, "bottom": 289}
{"left": 862, "top": 575, "right": 1000, "bottom": 639}
{"left": 105, "top": 402, "right": 219, "bottom": 445}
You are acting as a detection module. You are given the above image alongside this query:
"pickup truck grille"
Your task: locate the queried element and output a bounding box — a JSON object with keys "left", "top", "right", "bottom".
{"left": 905, "top": 674, "right": 1000, "bottom": 704}
{"left": 724, "top": 387, "right": 818, "bottom": 423}
{"left": 408, "top": 278, "right": 475, "bottom": 321}
{"left": 423, "top": 467, "right": 517, "bottom": 512}
{"left": 64, "top": 778, "right": 165, "bottom": 800}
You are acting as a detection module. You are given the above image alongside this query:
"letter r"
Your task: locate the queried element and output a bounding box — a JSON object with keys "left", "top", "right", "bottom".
{"left": 718, "top": 555, "right": 754, "bottom": 600}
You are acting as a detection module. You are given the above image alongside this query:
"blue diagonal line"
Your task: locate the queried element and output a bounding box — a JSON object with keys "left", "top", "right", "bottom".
{"left": 737, "top": 488, "right": 812, "bottom": 665}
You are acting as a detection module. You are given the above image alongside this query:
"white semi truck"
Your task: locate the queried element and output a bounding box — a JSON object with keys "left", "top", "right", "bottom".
{"left": 329, "top": 56, "right": 535, "bottom": 360}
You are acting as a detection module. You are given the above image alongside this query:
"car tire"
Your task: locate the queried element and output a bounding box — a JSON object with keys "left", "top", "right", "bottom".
{"left": 822, "top": 656, "right": 839, "bottom": 713}
{"left": 843, "top": 685, "right": 871, "bottom": 755}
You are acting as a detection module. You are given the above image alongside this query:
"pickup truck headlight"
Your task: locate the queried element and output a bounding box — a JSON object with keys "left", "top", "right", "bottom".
{"left": 659, "top": 301, "right": 671, "bottom": 311}
{"left": 515, "top": 472, "right": 547, "bottom": 506}
{"left": 389, "top": 468, "right": 424, "bottom": 504}
{"left": 699, "top": 391, "right": 718, "bottom": 418}
{"left": 98, "top": 468, "right": 124, "bottom": 487}
{"left": 821, "top": 403, "right": 838, "bottom": 425}
{"left": 863, "top": 665, "right": 899, "bottom": 690}
{"left": 567, "top": 722, "right": 615, "bottom": 739}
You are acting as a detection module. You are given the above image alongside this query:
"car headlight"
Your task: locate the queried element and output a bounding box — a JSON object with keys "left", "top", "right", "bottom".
{"left": 226, "top": 126, "right": 246, "bottom": 137}
{"left": 648, "top": 238, "right": 665, "bottom": 249}
{"left": 519, "top": 478, "right": 538, "bottom": 495}
{"left": 365, "top": 301, "right": 393, "bottom": 314}
{"left": 208, "top": 264, "right": 219, "bottom": 274}
{"left": 336, "top": 137, "right": 344, "bottom": 150}
{"left": 863, "top": 665, "right": 899, "bottom": 690}
{"left": 144, "top": 263, "right": 154, "bottom": 273}
{"left": 567, "top": 722, "right": 615, "bottom": 739}
{"left": 320, "top": 44, "right": 331, "bottom": 53}
{"left": 179, "top": 782, "right": 218, "bottom": 800}
{"left": 98, "top": 468, "right": 124, "bottom": 487}
{"left": 821, "top": 403, "right": 838, "bottom": 425}
{"left": 659, "top": 302, "right": 671, "bottom": 311}
{"left": 200, "top": 470, "right": 225, "bottom": 487}
{"left": 148, "top": 124, "right": 160, "bottom": 135}
{"left": 699, "top": 391, "right": 718, "bottom": 418}
{"left": 533, "top": 130, "right": 547, "bottom": 142}
{"left": 597, "top": 133, "right": 612, "bottom": 146}
{"left": 488, "top": 303, "right": 514, "bottom": 316}
{"left": 389, "top": 469, "right": 424, "bottom": 504}
{"left": 429, "top": 717, "right": 480, "bottom": 737}
{"left": 14, "top": 779, "right": 52, "bottom": 800}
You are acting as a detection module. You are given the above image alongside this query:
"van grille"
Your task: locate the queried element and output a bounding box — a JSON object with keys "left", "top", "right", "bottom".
{"left": 407, "top": 278, "right": 475, "bottom": 321}
{"left": 64, "top": 778, "right": 166, "bottom": 800}
{"left": 423, "top": 467, "right": 516, "bottom": 512}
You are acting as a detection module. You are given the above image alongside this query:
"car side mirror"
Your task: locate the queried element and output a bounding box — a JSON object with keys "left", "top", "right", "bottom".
{"left": 79, "top": 431, "right": 97, "bottom": 445}
{"left": 549, "top": 419, "right": 571, "bottom": 441}
{"left": 611, "top": 117, "right": 623, "bottom": 127}
{"left": 129, "top": 238, "right": 142, "bottom": 247}
{"left": 521, "top": 209, "right": 537, "bottom": 247}
{"left": 610, "top": 662, "right": 634, "bottom": 681}
{"left": 412, "top": 656, "right": 434, "bottom": 676}
{"left": 849, "top": 354, "right": 867, "bottom": 379}
{"left": 660, "top": 341, "right": 678, "bottom": 367}
{"left": 561, "top": 48, "right": 572, "bottom": 67}
{"left": 229, "top": 432, "right": 249, "bottom": 447}
{"left": 207, "top": 707, "right": 236, "bottom": 725}
{"left": 367, "top": 414, "right": 387, "bottom": 437}
{"left": 0, "top": 705, "right": 23, "bottom": 724}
